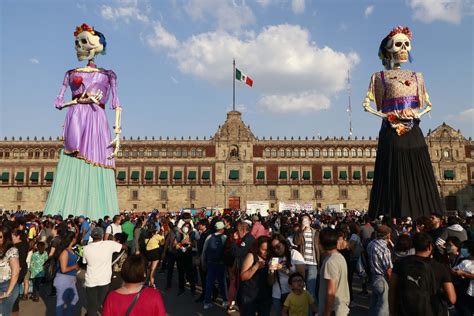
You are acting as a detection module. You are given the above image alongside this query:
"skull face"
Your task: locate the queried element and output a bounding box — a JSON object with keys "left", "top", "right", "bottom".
{"left": 75, "top": 31, "right": 104, "bottom": 62}
{"left": 385, "top": 33, "right": 411, "bottom": 65}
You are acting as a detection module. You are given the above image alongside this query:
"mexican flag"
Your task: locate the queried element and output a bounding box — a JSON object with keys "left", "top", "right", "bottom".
{"left": 235, "top": 68, "right": 253, "bottom": 87}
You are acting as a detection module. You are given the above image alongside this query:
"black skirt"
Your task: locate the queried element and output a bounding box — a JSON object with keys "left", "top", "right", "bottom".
{"left": 368, "top": 122, "right": 443, "bottom": 219}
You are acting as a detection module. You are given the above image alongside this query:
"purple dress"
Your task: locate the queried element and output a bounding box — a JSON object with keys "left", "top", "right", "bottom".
{"left": 54, "top": 68, "right": 120, "bottom": 168}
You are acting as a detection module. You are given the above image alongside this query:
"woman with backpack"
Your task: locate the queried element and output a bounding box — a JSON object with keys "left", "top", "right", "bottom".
{"left": 175, "top": 222, "right": 196, "bottom": 296}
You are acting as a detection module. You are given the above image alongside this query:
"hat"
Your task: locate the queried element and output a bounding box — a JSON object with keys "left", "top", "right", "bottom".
{"left": 215, "top": 221, "right": 225, "bottom": 230}
{"left": 91, "top": 227, "right": 104, "bottom": 239}
{"left": 53, "top": 214, "right": 63, "bottom": 221}
{"left": 376, "top": 225, "right": 392, "bottom": 238}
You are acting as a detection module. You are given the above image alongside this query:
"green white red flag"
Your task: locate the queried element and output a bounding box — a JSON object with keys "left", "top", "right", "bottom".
{"left": 235, "top": 68, "right": 253, "bottom": 87}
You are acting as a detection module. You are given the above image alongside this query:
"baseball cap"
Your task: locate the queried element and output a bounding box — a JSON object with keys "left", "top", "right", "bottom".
{"left": 215, "top": 221, "right": 225, "bottom": 230}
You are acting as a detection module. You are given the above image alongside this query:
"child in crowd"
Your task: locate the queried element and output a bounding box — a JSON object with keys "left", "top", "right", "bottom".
{"left": 29, "top": 241, "right": 48, "bottom": 301}
{"left": 283, "top": 272, "right": 318, "bottom": 316}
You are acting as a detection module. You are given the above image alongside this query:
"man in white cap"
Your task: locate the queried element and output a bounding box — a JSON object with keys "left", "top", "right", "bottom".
{"left": 201, "top": 221, "right": 228, "bottom": 310}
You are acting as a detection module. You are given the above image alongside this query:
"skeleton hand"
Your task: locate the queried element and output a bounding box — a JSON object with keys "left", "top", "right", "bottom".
{"left": 78, "top": 90, "right": 104, "bottom": 105}
{"left": 417, "top": 105, "right": 432, "bottom": 118}
{"left": 108, "top": 134, "right": 120, "bottom": 159}
{"left": 60, "top": 98, "right": 78, "bottom": 110}
{"left": 363, "top": 96, "right": 386, "bottom": 118}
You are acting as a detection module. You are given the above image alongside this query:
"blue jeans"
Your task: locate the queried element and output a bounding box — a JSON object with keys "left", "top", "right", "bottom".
{"left": 305, "top": 264, "right": 318, "bottom": 301}
{"left": 369, "top": 275, "right": 389, "bottom": 316}
{"left": 0, "top": 281, "right": 19, "bottom": 316}
{"left": 54, "top": 273, "right": 79, "bottom": 316}
{"left": 204, "top": 263, "right": 227, "bottom": 304}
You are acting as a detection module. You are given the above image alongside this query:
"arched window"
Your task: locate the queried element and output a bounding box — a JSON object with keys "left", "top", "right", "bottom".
{"left": 145, "top": 149, "right": 152, "bottom": 157}
{"left": 153, "top": 149, "right": 160, "bottom": 157}
{"left": 174, "top": 148, "right": 182, "bottom": 158}
{"left": 314, "top": 148, "right": 320, "bottom": 157}
{"left": 293, "top": 148, "right": 299, "bottom": 158}
{"left": 322, "top": 148, "right": 328, "bottom": 157}
{"left": 28, "top": 150, "right": 34, "bottom": 159}
{"left": 278, "top": 148, "right": 285, "bottom": 158}
{"left": 336, "top": 148, "right": 342, "bottom": 158}
{"left": 371, "top": 148, "right": 377, "bottom": 157}
{"left": 50, "top": 149, "right": 55, "bottom": 158}
{"left": 271, "top": 148, "right": 277, "bottom": 158}
{"left": 443, "top": 149, "right": 450, "bottom": 158}
{"left": 365, "top": 148, "right": 371, "bottom": 157}
{"left": 167, "top": 148, "right": 173, "bottom": 157}
{"left": 161, "top": 149, "right": 167, "bottom": 157}
{"left": 286, "top": 148, "right": 292, "bottom": 157}
{"left": 124, "top": 150, "right": 130, "bottom": 158}
{"left": 264, "top": 148, "right": 271, "bottom": 158}
{"left": 343, "top": 148, "right": 349, "bottom": 158}
{"left": 42, "top": 150, "right": 48, "bottom": 159}
{"left": 182, "top": 148, "right": 188, "bottom": 158}
{"left": 329, "top": 148, "right": 334, "bottom": 158}
{"left": 300, "top": 149, "right": 306, "bottom": 157}
{"left": 190, "top": 148, "right": 196, "bottom": 157}
{"left": 307, "top": 148, "right": 314, "bottom": 157}
{"left": 350, "top": 148, "right": 357, "bottom": 158}
{"left": 131, "top": 150, "right": 138, "bottom": 158}
{"left": 196, "top": 148, "right": 203, "bottom": 157}
{"left": 138, "top": 149, "right": 145, "bottom": 158}
{"left": 357, "top": 148, "right": 363, "bottom": 157}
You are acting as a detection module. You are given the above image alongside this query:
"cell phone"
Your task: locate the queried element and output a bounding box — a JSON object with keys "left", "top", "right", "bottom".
{"left": 271, "top": 257, "right": 279, "bottom": 266}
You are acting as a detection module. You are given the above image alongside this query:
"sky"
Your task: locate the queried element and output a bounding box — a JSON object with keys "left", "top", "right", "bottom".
{"left": 1, "top": 0, "right": 473, "bottom": 140}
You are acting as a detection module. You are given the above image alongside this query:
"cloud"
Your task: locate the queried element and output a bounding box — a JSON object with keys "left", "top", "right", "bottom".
{"left": 100, "top": 0, "right": 150, "bottom": 24}
{"left": 227, "top": 103, "right": 247, "bottom": 112}
{"left": 162, "top": 24, "right": 358, "bottom": 113}
{"left": 258, "top": 92, "right": 330, "bottom": 113}
{"left": 447, "top": 108, "right": 474, "bottom": 122}
{"left": 146, "top": 22, "right": 179, "bottom": 49}
{"left": 183, "top": 0, "right": 255, "bottom": 31}
{"left": 408, "top": 0, "right": 472, "bottom": 24}
{"left": 364, "top": 5, "right": 374, "bottom": 17}
{"left": 28, "top": 58, "right": 39, "bottom": 64}
{"left": 256, "top": 0, "right": 273, "bottom": 7}
{"left": 291, "top": 0, "right": 305, "bottom": 14}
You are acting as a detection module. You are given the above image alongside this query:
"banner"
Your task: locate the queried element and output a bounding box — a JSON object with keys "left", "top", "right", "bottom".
{"left": 278, "top": 201, "right": 313, "bottom": 212}
{"left": 246, "top": 201, "right": 270, "bottom": 216}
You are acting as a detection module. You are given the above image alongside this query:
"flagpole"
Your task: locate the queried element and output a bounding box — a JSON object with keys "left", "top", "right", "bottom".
{"left": 233, "top": 59, "right": 236, "bottom": 112}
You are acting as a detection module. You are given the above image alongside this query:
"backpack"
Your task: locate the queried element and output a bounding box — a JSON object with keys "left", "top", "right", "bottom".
{"left": 205, "top": 233, "right": 224, "bottom": 264}
{"left": 397, "top": 256, "right": 439, "bottom": 316}
{"left": 43, "top": 257, "right": 58, "bottom": 282}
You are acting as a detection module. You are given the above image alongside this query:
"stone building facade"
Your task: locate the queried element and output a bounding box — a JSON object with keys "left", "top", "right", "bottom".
{"left": 0, "top": 111, "right": 473, "bottom": 213}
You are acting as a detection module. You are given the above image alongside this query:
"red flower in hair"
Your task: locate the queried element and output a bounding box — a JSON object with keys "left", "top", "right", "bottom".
{"left": 74, "top": 23, "right": 95, "bottom": 36}
{"left": 388, "top": 26, "right": 412, "bottom": 40}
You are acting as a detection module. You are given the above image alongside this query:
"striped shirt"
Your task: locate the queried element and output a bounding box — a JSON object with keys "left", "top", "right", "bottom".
{"left": 303, "top": 231, "right": 317, "bottom": 265}
{"left": 367, "top": 239, "right": 393, "bottom": 278}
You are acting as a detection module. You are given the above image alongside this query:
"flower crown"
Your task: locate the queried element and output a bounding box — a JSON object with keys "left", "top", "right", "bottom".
{"left": 74, "top": 23, "right": 95, "bottom": 37}
{"left": 387, "top": 26, "right": 412, "bottom": 40}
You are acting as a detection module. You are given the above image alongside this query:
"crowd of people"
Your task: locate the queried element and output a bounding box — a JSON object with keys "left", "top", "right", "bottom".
{"left": 0, "top": 208, "right": 473, "bottom": 316}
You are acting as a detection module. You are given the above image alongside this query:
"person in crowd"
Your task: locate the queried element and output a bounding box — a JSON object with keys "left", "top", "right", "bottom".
{"left": 175, "top": 221, "right": 196, "bottom": 296}
{"left": 444, "top": 236, "right": 462, "bottom": 268}
{"left": 282, "top": 272, "right": 318, "bottom": 316}
{"left": 367, "top": 225, "right": 393, "bottom": 316}
{"left": 202, "top": 221, "right": 228, "bottom": 310}
{"left": 360, "top": 215, "right": 374, "bottom": 245}
{"left": 347, "top": 222, "right": 363, "bottom": 302}
{"left": 132, "top": 217, "right": 145, "bottom": 255}
{"left": 195, "top": 218, "right": 214, "bottom": 303}
{"left": 414, "top": 216, "right": 432, "bottom": 233}
{"left": 293, "top": 214, "right": 320, "bottom": 303}
{"left": 164, "top": 222, "right": 178, "bottom": 291}
{"left": 11, "top": 228, "right": 28, "bottom": 316}
{"left": 429, "top": 213, "right": 446, "bottom": 261}
{"left": 268, "top": 234, "right": 305, "bottom": 316}
{"left": 142, "top": 222, "right": 164, "bottom": 288}
{"left": 20, "top": 240, "right": 33, "bottom": 300}
{"left": 451, "top": 240, "right": 474, "bottom": 316}
{"left": 250, "top": 215, "right": 268, "bottom": 239}
{"left": 389, "top": 232, "right": 456, "bottom": 316}
{"left": 102, "top": 255, "right": 166, "bottom": 316}
{"left": 105, "top": 215, "right": 122, "bottom": 240}
{"left": 392, "top": 234, "right": 415, "bottom": 263}
{"left": 441, "top": 216, "right": 468, "bottom": 243}
{"left": 121, "top": 215, "right": 134, "bottom": 255}
{"left": 110, "top": 232, "right": 129, "bottom": 291}
{"left": 318, "top": 227, "right": 350, "bottom": 316}
{"left": 228, "top": 220, "right": 255, "bottom": 312}
{"left": 54, "top": 231, "right": 79, "bottom": 316}
{"left": 78, "top": 215, "right": 90, "bottom": 246}
{"left": 239, "top": 235, "right": 272, "bottom": 316}
{"left": 0, "top": 225, "right": 20, "bottom": 316}
{"left": 82, "top": 226, "right": 122, "bottom": 316}
{"left": 29, "top": 241, "right": 48, "bottom": 302}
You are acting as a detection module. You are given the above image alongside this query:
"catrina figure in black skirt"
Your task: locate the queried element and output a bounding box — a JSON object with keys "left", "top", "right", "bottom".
{"left": 362, "top": 26, "right": 443, "bottom": 219}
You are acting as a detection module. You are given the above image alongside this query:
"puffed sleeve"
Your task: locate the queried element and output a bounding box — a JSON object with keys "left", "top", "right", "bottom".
{"left": 367, "top": 72, "right": 384, "bottom": 111}
{"left": 54, "top": 71, "right": 70, "bottom": 109}
{"left": 416, "top": 72, "right": 432, "bottom": 107}
{"left": 108, "top": 70, "right": 121, "bottom": 110}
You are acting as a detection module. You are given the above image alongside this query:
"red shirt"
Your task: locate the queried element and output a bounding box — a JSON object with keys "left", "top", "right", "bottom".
{"left": 103, "top": 287, "right": 166, "bottom": 316}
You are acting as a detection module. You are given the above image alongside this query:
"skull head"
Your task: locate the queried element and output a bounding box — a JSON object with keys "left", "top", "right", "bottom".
{"left": 75, "top": 31, "right": 104, "bottom": 62}
{"left": 385, "top": 33, "right": 411, "bottom": 65}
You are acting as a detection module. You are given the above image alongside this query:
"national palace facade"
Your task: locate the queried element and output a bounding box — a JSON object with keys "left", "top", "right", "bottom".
{"left": 0, "top": 111, "right": 473, "bottom": 212}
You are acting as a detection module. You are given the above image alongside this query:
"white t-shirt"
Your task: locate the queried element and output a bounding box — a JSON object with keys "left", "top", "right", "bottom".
{"left": 105, "top": 223, "right": 122, "bottom": 236}
{"left": 271, "top": 249, "right": 305, "bottom": 298}
{"left": 455, "top": 259, "right": 474, "bottom": 297}
{"left": 83, "top": 240, "right": 122, "bottom": 287}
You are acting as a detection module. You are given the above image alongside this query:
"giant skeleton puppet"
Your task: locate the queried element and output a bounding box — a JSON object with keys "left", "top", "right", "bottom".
{"left": 44, "top": 24, "right": 121, "bottom": 219}
{"left": 363, "top": 26, "right": 443, "bottom": 219}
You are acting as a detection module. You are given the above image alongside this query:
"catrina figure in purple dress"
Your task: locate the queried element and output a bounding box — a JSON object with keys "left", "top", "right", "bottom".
{"left": 363, "top": 26, "right": 443, "bottom": 219}
{"left": 45, "top": 23, "right": 122, "bottom": 219}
